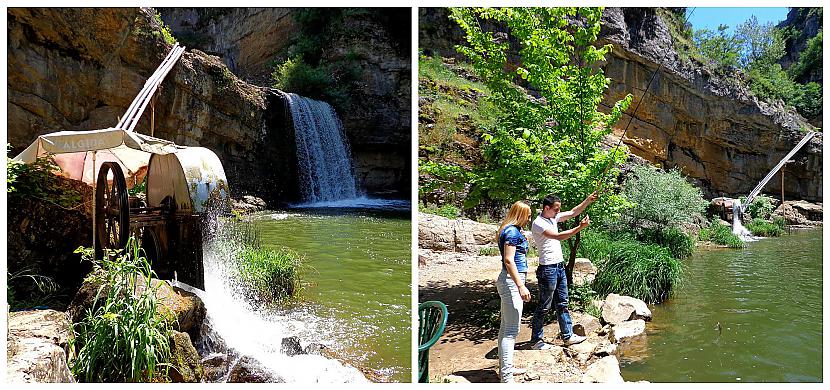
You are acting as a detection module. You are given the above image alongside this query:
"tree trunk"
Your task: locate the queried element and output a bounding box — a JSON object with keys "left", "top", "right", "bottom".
{"left": 566, "top": 231, "right": 581, "bottom": 286}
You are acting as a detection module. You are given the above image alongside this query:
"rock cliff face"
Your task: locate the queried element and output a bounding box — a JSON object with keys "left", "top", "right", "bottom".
{"left": 160, "top": 8, "right": 411, "bottom": 197}
{"left": 8, "top": 7, "right": 408, "bottom": 203}
{"left": 418, "top": 7, "right": 822, "bottom": 202}
{"left": 598, "top": 8, "right": 821, "bottom": 202}
{"left": 7, "top": 8, "right": 301, "bottom": 202}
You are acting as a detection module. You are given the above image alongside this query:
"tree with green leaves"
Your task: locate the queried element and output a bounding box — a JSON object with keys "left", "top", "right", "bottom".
{"left": 693, "top": 24, "right": 743, "bottom": 69}
{"left": 449, "top": 7, "right": 633, "bottom": 283}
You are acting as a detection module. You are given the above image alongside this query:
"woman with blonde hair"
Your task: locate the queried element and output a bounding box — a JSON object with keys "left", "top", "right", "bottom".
{"left": 495, "top": 201, "right": 532, "bottom": 383}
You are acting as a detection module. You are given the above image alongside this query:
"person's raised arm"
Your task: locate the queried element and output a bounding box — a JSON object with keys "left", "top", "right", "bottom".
{"left": 541, "top": 215, "right": 591, "bottom": 240}
{"left": 502, "top": 243, "right": 531, "bottom": 302}
{"left": 558, "top": 191, "right": 598, "bottom": 221}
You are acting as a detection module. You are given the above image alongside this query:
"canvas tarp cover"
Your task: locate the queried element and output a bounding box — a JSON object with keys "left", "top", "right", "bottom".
{"left": 13, "top": 127, "right": 179, "bottom": 183}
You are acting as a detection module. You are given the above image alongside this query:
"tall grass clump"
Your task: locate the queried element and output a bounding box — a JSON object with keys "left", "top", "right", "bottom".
{"left": 745, "top": 217, "right": 786, "bottom": 237}
{"left": 214, "top": 218, "right": 302, "bottom": 305}
{"left": 592, "top": 240, "right": 682, "bottom": 304}
{"left": 237, "top": 246, "right": 302, "bottom": 304}
{"left": 698, "top": 220, "right": 745, "bottom": 248}
{"left": 71, "top": 239, "right": 171, "bottom": 382}
{"left": 637, "top": 227, "right": 695, "bottom": 259}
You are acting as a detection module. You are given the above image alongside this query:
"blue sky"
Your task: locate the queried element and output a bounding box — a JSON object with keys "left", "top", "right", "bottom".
{"left": 686, "top": 7, "right": 790, "bottom": 34}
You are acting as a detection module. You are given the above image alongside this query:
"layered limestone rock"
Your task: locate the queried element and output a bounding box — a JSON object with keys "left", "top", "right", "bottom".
{"left": 160, "top": 8, "right": 411, "bottom": 197}
{"left": 418, "top": 213, "right": 498, "bottom": 254}
{"left": 6, "top": 8, "right": 300, "bottom": 202}
{"left": 7, "top": 310, "right": 75, "bottom": 383}
{"left": 598, "top": 8, "right": 822, "bottom": 203}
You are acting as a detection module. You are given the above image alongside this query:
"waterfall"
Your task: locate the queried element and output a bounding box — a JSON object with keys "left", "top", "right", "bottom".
{"left": 731, "top": 198, "right": 757, "bottom": 242}
{"left": 285, "top": 93, "right": 359, "bottom": 203}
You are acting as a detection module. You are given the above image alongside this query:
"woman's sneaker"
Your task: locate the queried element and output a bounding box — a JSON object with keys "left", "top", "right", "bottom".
{"left": 563, "top": 335, "right": 587, "bottom": 346}
{"left": 531, "top": 340, "right": 553, "bottom": 350}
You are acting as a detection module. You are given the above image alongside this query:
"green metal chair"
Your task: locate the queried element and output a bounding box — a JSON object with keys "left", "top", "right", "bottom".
{"left": 418, "top": 300, "right": 448, "bottom": 383}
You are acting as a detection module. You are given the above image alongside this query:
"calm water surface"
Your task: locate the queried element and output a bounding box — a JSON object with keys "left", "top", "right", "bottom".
{"left": 620, "top": 228, "right": 823, "bottom": 382}
{"left": 255, "top": 207, "right": 411, "bottom": 382}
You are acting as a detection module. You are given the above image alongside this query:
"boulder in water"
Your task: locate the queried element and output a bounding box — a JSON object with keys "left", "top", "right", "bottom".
{"left": 281, "top": 336, "right": 303, "bottom": 356}
{"left": 169, "top": 331, "right": 204, "bottom": 383}
{"left": 580, "top": 356, "right": 624, "bottom": 383}
{"left": 7, "top": 310, "right": 75, "bottom": 383}
{"left": 201, "top": 353, "right": 232, "bottom": 382}
{"left": 227, "top": 356, "right": 285, "bottom": 383}
{"left": 609, "top": 320, "right": 647, "bottom": 343}
{"left": 600, "top": 294, "right": 652, "bottom": 325}
{"left": 232, "top": 195, "right": 267, "bottom": 213}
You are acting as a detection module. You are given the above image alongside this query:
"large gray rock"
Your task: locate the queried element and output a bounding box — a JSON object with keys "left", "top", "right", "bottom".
{"left": 601, "top": 294, "right": 652, "bottom": 325}
{"left": 7, "top": 310, "right": 75, "bottom": 383}
{"left": 418, "top": 213, "right": 498, "bottom": 253}
{"left": 610, "top": 320, "right": 647, "bottom": 344}
{"left": 67, "top": 272, "right": 206, "bottom": 339}
{"left": 227, "top": 356, "right": 285, "bottom": 383}
{"left": 571, "top": 312, "right": 602, "bottom": 337}
{"left": 572, "top": 258, "right": 597, "bottom": 286}
{"left": 580, "top": 355, "right": 624, "bottom": 383}
{"left": 169, "top": 331, "right": 204, "bottom": 383}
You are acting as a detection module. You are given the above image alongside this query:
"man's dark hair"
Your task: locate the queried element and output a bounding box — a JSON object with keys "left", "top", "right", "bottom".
{"left": 542, "top": 194, "right": 561, "bottom": 208}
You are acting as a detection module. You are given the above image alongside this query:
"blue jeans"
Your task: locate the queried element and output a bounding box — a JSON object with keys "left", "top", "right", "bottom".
{"left": 496, "top": 269, "right": 526, "bottom": 383}
{"left": 530, "top": 263, "right": 573, "bottom": 342}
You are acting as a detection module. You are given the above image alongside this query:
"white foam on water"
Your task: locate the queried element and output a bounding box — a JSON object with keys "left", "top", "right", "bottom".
{"left": 731, "top": 198, "right": 759, "bottom": 242}
{"left": 176, "top": 248, "right": 368, "bottom": 383}
{"left": 291, "top": 197, "right": 411, "bottom": 211}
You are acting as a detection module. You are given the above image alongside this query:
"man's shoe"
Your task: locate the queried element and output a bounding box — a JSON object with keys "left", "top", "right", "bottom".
{"left": 563, "top": 335, "right": 587, "bottom": 346}
{"left": 531, "top": 340, "right": 553, "bottom": 350}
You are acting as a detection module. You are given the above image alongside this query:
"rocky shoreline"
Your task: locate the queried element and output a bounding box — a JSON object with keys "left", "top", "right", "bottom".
{"left": 418, "top": 204, "right": 822, "bottom": 383}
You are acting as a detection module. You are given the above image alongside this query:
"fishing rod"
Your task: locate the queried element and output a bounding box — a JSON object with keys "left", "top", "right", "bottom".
{"left": 591, "top": 7, "right": 698, "bottom": 197}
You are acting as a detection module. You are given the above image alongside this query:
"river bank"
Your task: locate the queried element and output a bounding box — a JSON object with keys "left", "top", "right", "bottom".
{"left": 418, "top": 207, "right": 823, "bottom": 383}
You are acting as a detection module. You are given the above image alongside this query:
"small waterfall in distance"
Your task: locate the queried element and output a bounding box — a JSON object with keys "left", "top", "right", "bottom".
{"left": 285, "top": 93, "right": 359, "bottom": 203}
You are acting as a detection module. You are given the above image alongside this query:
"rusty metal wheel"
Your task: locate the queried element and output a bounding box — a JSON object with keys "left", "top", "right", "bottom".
{"left": 95, "top": 162, "right": 129, "bottom": 256}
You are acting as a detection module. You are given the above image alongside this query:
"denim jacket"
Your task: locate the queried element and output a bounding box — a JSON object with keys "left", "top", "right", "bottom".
{"left": 499, "top": 225, "right": 529, "bottom": 273}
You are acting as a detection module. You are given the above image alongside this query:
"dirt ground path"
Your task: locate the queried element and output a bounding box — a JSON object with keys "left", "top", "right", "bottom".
{"left": 418, "top": 250, "right": 584, "bottom": 383}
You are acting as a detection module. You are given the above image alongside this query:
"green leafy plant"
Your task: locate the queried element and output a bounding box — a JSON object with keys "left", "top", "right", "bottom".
{"left": 592, "top": 240, "right": 682, "bottom": 304}
{"left": 478, "top": 247, "right": 500, "bottom": 256}
{"left": 7, "top": 268, "right": 61, "bottom": 310}
{"left": 212, "top": 219, "right": 303, "bottom": 305}
{"left": 694, "top": 24, "right": 743, "bottom": 70}
{"left": 71, "top": 239, "right": 172, "bottom": 382}
{"left": 745, "top": 217, "right": 786, "bottom": 237}
{"left": 153, "top": 12, "right": 176, "bottom": 45}
{"left": 570, "top": 282, "right": 601, "bottom": 318}
{"left": 237, "top": 246, "right": 303, "bottom": 304}
{"left": 698, "top": 219, "right": 745, "bottom": 248}
{"left": 7, "top": 149, "right": 81, "bottom": 208}
{"left": 449, "top": 7, "right": 635, "bottom": 284}
{"left": 620, "top": 164, "right": 707, "bottom": 233}
{"left": 743, "top": 195, "right": 776, "bottom": 220}
{"left": 637, "top": 227, "right": 695, "bottom": 259}
{"left": 419, "top": 202, "right": 460, "bottom": 219}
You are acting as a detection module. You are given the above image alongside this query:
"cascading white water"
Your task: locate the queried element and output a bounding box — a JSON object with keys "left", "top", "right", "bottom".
{"left": 174, "top": 217, "right": 368, "bottom": 383}
{"left": 731, "top": 198, "right": 757, "bottom": 242}
{"left": 285, "top": 93, "right": 359, "bottom": 203}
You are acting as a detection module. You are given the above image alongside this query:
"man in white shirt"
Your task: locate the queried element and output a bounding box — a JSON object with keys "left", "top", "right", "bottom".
{"left": 529, "top": 191, "right": 597, "bottom": 348}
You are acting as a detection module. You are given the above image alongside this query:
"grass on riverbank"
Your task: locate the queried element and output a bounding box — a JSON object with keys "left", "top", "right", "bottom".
{"left": 746, "top": 217, "right": 787, "bottom": 237}
{"left": 589, "top": 235, "right": 683, "bottom": 304}
{"left": 71, "top": 240, "right": 171, "bottom": 382}
{"left": 214, "top": 219, "right": 303, "bottom": 305}
{"left": 698, "top": 221, "right": 745, "bottom": 248}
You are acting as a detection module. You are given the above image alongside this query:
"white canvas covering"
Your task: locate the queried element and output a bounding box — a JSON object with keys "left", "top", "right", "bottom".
{"left": 13, "top": 127, "right": 179, "bottom": 183}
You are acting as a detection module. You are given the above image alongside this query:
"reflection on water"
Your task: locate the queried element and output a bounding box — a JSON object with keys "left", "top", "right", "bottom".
{"left": 620, "top": 228, "right": 823, "bottom": 382}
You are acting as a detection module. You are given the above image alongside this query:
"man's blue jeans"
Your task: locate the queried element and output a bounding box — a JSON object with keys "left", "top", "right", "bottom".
{"left": 531, "top": 263, "right": 573, "bottom": 342}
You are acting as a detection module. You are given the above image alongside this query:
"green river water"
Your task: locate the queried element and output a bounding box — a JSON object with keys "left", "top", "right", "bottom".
{"left": 254, "top": 207, "right": 411, "bottom": 382}
{"left": 620, "top": 228, "right": 823, "bottom": 382}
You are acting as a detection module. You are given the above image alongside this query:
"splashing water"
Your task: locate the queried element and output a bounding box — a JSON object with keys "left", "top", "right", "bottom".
{"left": 175, "top": 218, "right": 368, "bottom": 383}
{"left": 731, "top": 198, "right": 758, "bottom": 242}
{"left": 286, "top": 93, "right": 359, "bottom": 203}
